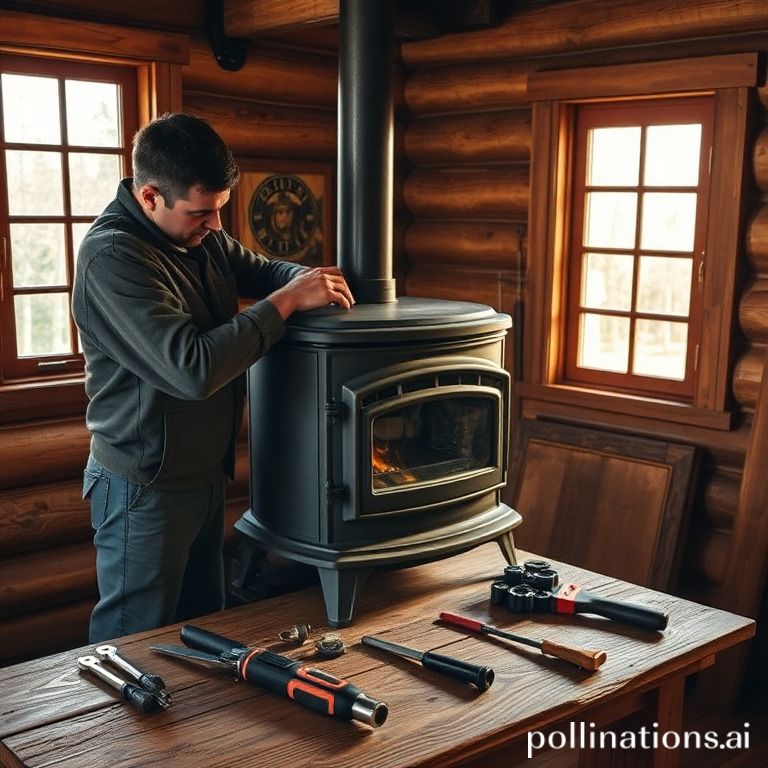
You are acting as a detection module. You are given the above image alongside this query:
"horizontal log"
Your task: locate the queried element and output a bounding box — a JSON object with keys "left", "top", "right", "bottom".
{"left": 732, "top": 344, "right": 767, "bottom": 409}
{"left": 405, "top": 110, "right": 531, "bottom": 165}
{"left": 405, "top": 220, "right": 525, "bottom": 269}
{"left": 405, "top": 63, "right": 532, "bottom": 115}
{"left": 745, "top": 206, "right": 768, "bottom": 273}
{"left": 404, "top": 166, "right": 529, "bottom": 219}
{"left": 0, "top": 419, "right": 89, "bottom": 490}
{"left": 0, "top": 599, "right": 92, "bottom": 666}
{"left": 183, "top": 36, "right": 336, "bottom": 108}
{"left": 401, "top": 0, "right": 768, "bottom": 67}
{"left": 0, "top": 480, "right": 90, "bottom": 557}
{"left": 182, "top": 92, "right": 336, "bottom": 160}
{"left": 404, "top": 265, "right": 521, "bottom": 316}
{"left": 701, "top": 472, "right": 739, "bottom": 530}
{"left": 0, "top": 1, "right": 204, "bottom": 33}
{"left": 739, "top": 279, "right": 768, "bottom": 343}
{"left": 225, "top": 0, "right": 337, "bottom": 38}
{"left": 0, "top": 9, "right": 189, "bottom": 63}
{"left": 0, "top": 541, "right": 96, "bottom": 616}
{"left": 753, "top": 126, "right": 768, "bottom": 193}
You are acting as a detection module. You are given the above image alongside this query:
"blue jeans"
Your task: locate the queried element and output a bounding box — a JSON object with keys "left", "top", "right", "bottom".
{"left": 83, "top": 455, "right": 226, "bottom": 643}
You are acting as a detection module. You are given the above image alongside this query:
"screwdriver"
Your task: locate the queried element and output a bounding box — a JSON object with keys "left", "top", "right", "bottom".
{"left": 439, "top": 612, "right": 607, "bottom": 671}
{"left": 361, "top": 635, "right": 494, "bottom": 690}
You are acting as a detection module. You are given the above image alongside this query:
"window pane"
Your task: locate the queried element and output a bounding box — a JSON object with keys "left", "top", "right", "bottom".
{"left": 1, "top": 74, "right": 61, "bottom": 144}
{"left": 587, "top": 126, "right": 641, "bottom": 186}
{"left": 69, "top": 153, "right": 121, "bottom": 215}
{"left": 581, "top": 252, "right": 634, "bottom": 311}
{"left": 10, "top": 223, "right": 67, "bottom": 287}
{"left": 72, "top": 222, "right": 93, "bottom": 259}
{"left": 633, "top": 319, "right": 688, "bottom": 380}
{"left": 584, "top": 192, "right": 637, "bottom": 249}
{"left": 577, "top": 312, "right": 629, "bottom": 373}
{"left": 636, "top": 256, "right": 692, "bottom": 316}
{"left": 14, "top": 293, "right": 72, "bottom": 356}
{"left": 6, "top": 150, "right": 64, "bottom": 215}
{"left": 640, "top": 192, "right": 697, "bottom": 252}
{"left": 644, "top": 124, "right": 702, "bottom": 186}
{"left": 65, "top": 80, "right": 121, "bottom": 147}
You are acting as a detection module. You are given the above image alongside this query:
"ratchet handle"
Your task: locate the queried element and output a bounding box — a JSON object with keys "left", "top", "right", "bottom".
{"left": 554, "top": 584, "right": 668, "bottom": 631}
{"left": 181, "top": 624, "right": 247, "bottom": 657}
{"left": 421, "top": 651, "right": 494, "bottom": 690}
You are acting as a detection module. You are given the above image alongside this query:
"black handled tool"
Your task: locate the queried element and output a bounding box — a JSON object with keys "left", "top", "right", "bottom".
{"left": 439, "top": 612, "right": 607, "bottom": 671}
{"left": 151, "top": 625, "right": 388, "bottom": 728}
{"left": 361, "top": 635, "right": 494, "bottom": 690}
{"left": 95, "top": 644, "right": 171, "bottom": 706}
{"left": 78, "top": 655, "right": 163, "bottom": 713}
{"left": 553, "top": 583, "right": 668, "bottom": 631}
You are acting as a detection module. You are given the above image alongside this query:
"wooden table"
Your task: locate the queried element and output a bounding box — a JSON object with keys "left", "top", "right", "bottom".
{"left": 0, "top": 544, "right": 755, "bottom": 768}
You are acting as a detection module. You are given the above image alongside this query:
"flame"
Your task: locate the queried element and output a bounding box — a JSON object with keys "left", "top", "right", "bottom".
{"left": 372, "top": 443, "right": 417, "bottom": 482}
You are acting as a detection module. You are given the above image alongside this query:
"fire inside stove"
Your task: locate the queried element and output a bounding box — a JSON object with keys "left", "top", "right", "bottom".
{"left": 370, "top": 397, "right": 494, "bottom": 491}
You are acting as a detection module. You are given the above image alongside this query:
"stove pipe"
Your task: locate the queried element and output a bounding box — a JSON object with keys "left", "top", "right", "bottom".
{"left": 337, "top": 0, "right": 397, "bottom": 304}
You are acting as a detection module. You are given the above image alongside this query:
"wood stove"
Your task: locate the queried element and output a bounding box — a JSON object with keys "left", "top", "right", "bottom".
{"left": 234, "top": 0, "right": 521, "bottom": 626}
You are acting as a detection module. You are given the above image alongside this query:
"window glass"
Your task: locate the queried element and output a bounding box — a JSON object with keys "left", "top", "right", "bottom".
{"left": 587, "top": 126, "right": 641, "bottom": 186}
{"left": 640, "top": 192, "right": 697, "bottom": 252}
{"left": 581, "top": 252, "right": 634, "bottom": 311}
{"left": 577, "top": 313, "right": 630, "bottom": 373}
{"left": 65, "top": 80, "right": 121, "bottom": 147}
{"left": 636, "top": 256, "right": 692, "bottom": 316}
{"left": 633, "top": 319, "right": 688, "bottom": 379}
{"left": 6, "top": 150, "right": 64, "bottom": 215}
{"left": 1, "top": 74, "right": 61, "bottom": 144}
{"left": 584, "top": 191, "right": 637, "bottom": 249}
{"left": 69, "top": 153, "right": 122, "bottom": 215}
{"left": 644, "top": 124, "right": 701, "bottom": 186}
{"left": 10, "top": 223, "right": 67, "bottom": 287}
{"left": 14, "top": 293, "right": 73, "bottom": 356}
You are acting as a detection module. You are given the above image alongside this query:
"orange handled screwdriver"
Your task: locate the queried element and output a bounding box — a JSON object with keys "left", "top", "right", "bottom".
{"left": 439, "top": 612, "right": 607, "bottom": 672}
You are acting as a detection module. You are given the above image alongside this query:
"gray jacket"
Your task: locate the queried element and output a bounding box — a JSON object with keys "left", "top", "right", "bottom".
{"left": 72, "top": 180, "right": 303, "bottom": 488}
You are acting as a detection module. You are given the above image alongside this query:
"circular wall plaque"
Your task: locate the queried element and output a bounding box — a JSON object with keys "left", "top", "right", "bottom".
{"left": 248, "top": 173, "right": 320, "bottom": 260}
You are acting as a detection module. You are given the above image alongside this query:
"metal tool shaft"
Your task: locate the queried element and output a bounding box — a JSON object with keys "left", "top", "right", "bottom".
{"left": 95, "top": 644, "right": 171, "bottom": 705}
{"left": 361, "top": 635, "right": 494, "bottom": 690}
{"left": 78, "top": 656, "right": 163, "bottom": 712}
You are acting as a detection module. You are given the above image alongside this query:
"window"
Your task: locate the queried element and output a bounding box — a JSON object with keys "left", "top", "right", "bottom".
{"left": 0, "top": 54, "right": 137, "bottom": 381}
{"left": 565, "top": 97, "right": 714, "bottom": 400}
{"left": 0, "top": 10, "right": 189, "bottom": 423}
{"left": 524, "top": 53, "right": 756, "bottom": 428}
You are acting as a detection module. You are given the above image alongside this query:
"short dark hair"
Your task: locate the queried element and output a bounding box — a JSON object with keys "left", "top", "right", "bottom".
{"left": 132, "top": 113, "right": 240, "bottom": 206}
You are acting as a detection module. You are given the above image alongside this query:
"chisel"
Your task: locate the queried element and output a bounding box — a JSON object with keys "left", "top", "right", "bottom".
{"left": 361, "top": 634, "right": 494, "bottom": 690}
{"left": 439, "top": 612, "right": 607, "bottom": 671}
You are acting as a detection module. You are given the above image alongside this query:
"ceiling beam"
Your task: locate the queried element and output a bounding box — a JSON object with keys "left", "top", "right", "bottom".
{"left": 224, "top": 0, "right": 338, "bottom": 38}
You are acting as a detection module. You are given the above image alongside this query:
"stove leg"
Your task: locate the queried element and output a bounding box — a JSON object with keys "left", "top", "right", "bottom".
{"left": 317, "top": 567, "right": 372, "bottom": 627}
{"left": 496, "top": 530, "right": 518, "bottom": 565}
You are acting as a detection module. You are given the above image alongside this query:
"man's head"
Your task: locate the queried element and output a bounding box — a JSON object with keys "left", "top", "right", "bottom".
{"left": 131, "top": 113, "right": 240, "bottom": 247}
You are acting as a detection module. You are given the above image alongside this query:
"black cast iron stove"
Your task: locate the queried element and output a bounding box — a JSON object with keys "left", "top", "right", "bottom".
{"left": 234, "top": 0, "right": 521, "bottom": 626}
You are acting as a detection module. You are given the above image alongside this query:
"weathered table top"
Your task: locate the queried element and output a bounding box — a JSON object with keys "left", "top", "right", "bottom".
{"left": 0, "top": 544, "right": 755, "bottom": 768}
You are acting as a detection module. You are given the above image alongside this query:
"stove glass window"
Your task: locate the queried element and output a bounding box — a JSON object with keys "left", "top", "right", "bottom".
{"left": 371, "top": 396, "right": 494, "bottom": 491}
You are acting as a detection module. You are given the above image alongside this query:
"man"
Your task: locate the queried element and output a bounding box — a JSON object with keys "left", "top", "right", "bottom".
{"left": 72, "top": 113, "right": 354, "bottom": 643}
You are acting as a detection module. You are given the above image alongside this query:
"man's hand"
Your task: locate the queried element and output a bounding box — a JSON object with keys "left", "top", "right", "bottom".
{"left": 267, "top": 266, "right": 356, "bottom": 319}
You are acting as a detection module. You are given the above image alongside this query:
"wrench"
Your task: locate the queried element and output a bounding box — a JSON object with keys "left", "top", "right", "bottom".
{"left": 78, "top": 655, "right": 163, "bottom": 712}
{"left": 95, "top": 644, "right": 171, "bottom": 706}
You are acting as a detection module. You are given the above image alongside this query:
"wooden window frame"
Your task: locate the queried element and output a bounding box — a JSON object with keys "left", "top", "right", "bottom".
{"left": 0, "top": 10, "right": 188, "bottom": 423}
{"left": 522, "top": 53, "right": 758, "bottom": 431}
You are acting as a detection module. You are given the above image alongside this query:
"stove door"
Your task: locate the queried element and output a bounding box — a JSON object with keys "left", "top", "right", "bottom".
{"left": 341, "top": 358, "right": 509, "bottom": 519}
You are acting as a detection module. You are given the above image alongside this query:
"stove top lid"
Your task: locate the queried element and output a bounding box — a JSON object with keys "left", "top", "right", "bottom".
{"left": 284, "top": 296, "right": 512, "bottom": 343}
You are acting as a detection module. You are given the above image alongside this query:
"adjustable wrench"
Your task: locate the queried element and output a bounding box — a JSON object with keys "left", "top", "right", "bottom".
{"left": 77, "top": 655, "right": 164, "bottom": 712}
{"left": 95, "top": 644, "right": 171, "bottom": 706}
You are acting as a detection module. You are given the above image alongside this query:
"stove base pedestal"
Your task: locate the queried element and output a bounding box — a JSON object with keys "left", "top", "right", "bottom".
{"left": 234, "top": 504, "right": 522, "bottom": 626}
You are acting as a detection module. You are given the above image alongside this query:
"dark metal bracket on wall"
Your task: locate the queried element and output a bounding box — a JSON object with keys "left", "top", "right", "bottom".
{"left": 207, "top": 0, "right": 248, "bottom": 71}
